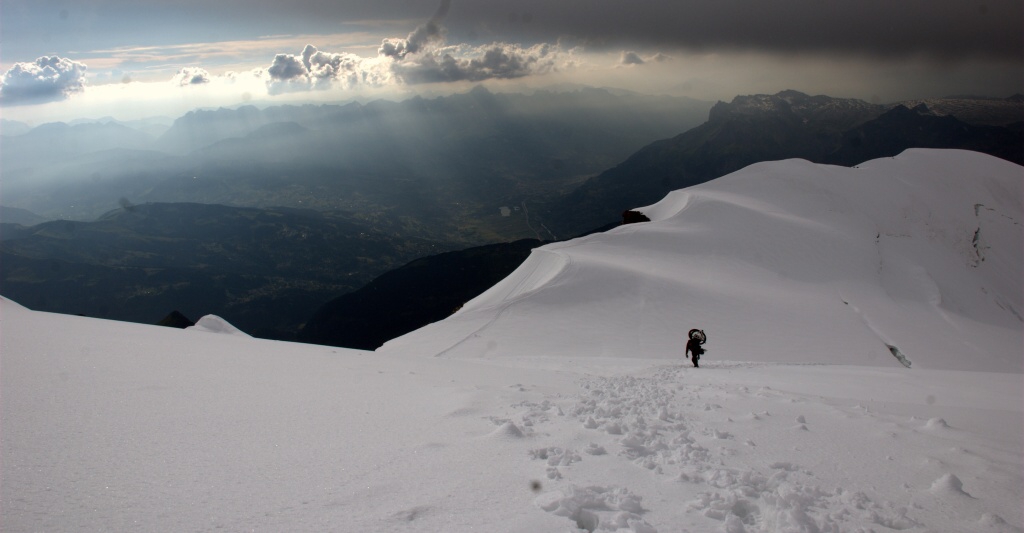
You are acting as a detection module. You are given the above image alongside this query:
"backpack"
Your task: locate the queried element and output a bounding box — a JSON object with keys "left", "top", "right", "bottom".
{"left": 688, "top": 329, "right": 706, "bottom": 344}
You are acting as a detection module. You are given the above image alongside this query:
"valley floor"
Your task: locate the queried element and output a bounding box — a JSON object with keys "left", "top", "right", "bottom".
{"left": 2, "top": 299, "right": 1021, "bottom": 532}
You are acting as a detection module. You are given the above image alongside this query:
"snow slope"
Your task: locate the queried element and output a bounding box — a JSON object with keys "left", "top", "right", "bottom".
{"left": 3, "top": 150, "right": 1022, "bottom": 532}
{"left": 186, "top": 314, "right": 253, "bottom": 337}
{"left": 380, "top": 149, "right": 1022, "bottom": 372}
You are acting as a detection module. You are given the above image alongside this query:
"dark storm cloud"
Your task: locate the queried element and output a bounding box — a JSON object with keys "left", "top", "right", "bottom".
{"left": 379, "top": 0, "right": 452, "bottom": 58}
{"left": 135, "top": 0, "right": 1017, "bottom": 62}
{"left": 0, "top": 56, "right": 88, "bottom": 104}
{"left": 5, "top": 0, "right": 1018, "bottom": 65}
{"left": 296, "top": 0, "right": 1017, "bottom": 64}
{"left": 444, "top": 0, "right": 1024, "bottom": 62}
{"left": 378, "top": 22, "right": 446, "bottom": 59}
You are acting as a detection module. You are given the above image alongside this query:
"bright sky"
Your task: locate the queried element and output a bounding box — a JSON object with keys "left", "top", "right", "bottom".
{"left": 2, "top": 0, "right": 1022, "bottom": 123}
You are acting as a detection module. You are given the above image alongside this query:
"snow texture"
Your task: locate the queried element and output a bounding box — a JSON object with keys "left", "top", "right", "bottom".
{"left": 2, "top": 150, "right": 1021, "bottom": 532}
{"left": 186, "top": 314, "right": 253, "bottom": 337}
{"left": 381, "top": 149, "right": 1022, "bottom": 372}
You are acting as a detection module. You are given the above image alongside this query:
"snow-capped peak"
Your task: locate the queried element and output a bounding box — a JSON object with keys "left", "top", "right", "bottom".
{"left": 381, "top": 149, "right": 1022, "bottom": 372}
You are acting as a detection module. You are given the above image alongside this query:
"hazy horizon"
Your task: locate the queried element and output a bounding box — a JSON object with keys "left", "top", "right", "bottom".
{"left": 2, "top": 0, "right": 1022, "bottom": 124}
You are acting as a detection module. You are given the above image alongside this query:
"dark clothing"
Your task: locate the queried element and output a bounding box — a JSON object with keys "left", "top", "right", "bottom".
{"left": 686, "top": 338, "right": 704, "bottom": 367}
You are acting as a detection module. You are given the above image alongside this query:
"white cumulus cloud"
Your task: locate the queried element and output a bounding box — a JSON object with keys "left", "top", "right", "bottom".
{"left": 265, "top": 44, "right": 392, "bottom": 94}
{"left": 392, "top": 42, "right": 569, "bottom": 84}
{"left": 0, "top": 56, "right": 88, "bottom": 104}
{"left": 260, "top": 0, "right": 572, "bottom": 95}
{"left": 172, "top": 67, "right": 211, "bottom": 86}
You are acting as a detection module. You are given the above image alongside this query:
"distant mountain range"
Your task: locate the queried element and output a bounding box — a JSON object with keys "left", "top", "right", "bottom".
{"left": 2, "top": 89, "right": 1021, "bottom": 346}
{"left": 1, "top": 87, "right": 712, "bottom": 245}
{"left": 541, "top": 91, "right": 1023, "bottom": 237}
{"left": 896, "top": 94, "right": 1023, "bottom": 126}
{"left": 828, "top": 103, "right": 1023, "bottom": 166}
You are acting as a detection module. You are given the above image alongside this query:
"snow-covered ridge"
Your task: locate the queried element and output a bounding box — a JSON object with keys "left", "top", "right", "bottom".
{"left": 381, "top": 149, "right": 1022, "bottom": 372}
{"left": 186, "top": 314, "right": 252, "bottom": 337}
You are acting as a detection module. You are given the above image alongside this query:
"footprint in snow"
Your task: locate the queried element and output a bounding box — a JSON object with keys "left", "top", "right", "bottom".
{"left": 535, "top": 485, "right": 656, "bottom": 533}
{"left": 929, "top": 473, "right": 975, "bottom": 498}
{"left": 977, "top": 513, "right": 1023, "bottom": 533}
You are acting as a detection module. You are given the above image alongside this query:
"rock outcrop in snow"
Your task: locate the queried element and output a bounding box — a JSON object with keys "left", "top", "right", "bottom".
{"left": 381, "top": 149, "right": 1022, "bottom": 371}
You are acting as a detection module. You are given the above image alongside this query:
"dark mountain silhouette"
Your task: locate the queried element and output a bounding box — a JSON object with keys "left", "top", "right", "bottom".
{"left": 895, "top": 94, "right": 1024, "bottom": 126}
{"left": 541, "top": 91, "right": 1023, "bottom": 237}
{"left": 540, "top": 90, "right": 884, "bottom": 236}
{"left": 0, "top": 202, "right": 446, "bottom": 339}
{"left": 299, "top": 238, "right": 543, "bottom": 349}
{"left": 828, "top": 104, "right": 1024, "bottom": 166}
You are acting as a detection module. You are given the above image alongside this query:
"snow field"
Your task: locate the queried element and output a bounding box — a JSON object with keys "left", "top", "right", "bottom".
{"left": 513, "top": 362, "right": 1023, "bottom": 532}
{"left": 381, "top": 150, "right": 1022, "bottom": 372}
{"left": 3, "top": 150, "right": 1022, "bottom": 532}
{"left": 4, "top": 298, "right": 1021, "bottom": 531}
{"left": 0, "top": 299, "right": 575, "bottom": 531}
